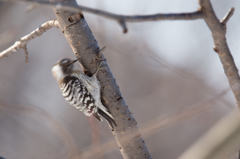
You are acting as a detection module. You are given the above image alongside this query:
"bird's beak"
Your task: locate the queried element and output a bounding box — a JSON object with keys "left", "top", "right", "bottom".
{"left": 70, "top": 59, "right": 79, "bottom": 65}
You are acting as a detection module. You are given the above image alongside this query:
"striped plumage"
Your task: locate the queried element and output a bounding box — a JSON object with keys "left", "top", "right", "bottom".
{"left": 52, "top": 58, "right": 117, "bottom": 128}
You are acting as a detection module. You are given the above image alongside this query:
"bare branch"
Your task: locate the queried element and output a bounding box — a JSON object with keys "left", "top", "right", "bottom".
{"left": 220, "top": 7, "right": 235, "bottom": 25}
{"left": 179, "top": 110, "right": 240, "bottom": 159}
{"left": 0, "top": 19, "right": 59, "bottom": 62}
{"left": 198, "top": 1, "right": 240, "bottom": 108}
{"left": 118, "top": 18, "right": 128, "bottom": 33}
{"left": 22, "top": 44, "right": 28, "bottom": 62}
{"left": 2, "top": 0, "right": 203, "bottom": 33}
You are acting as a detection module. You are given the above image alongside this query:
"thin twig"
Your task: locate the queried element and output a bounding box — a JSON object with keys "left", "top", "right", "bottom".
{"left": 220, "top": 7, "right": 235, "bottom": 25}
{"left": 1, "top": 0, "right": 203, "bottom": 33}
{"left": 99, "top": 46, "right": 106, "bottom": 55}
{"left": 118, "top": 18, "right": 128, "bottom": 33}
{"left": 0, "top": 19, "right": 59, "bottom": 62}
{"left": 22, "top": 44, "right": 28, "bottom": 62}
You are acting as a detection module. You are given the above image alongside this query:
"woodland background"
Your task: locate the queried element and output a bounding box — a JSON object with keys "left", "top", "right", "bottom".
{"left": 0, "top": 0, "right": 240, "bottom": 159}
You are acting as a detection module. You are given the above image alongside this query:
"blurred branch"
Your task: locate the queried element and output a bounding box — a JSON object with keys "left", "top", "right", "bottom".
{"left": 1, "top": 0, "right": 203, "bottom": 33}
{"left": 87, "top": 117, "right": 103, "bottom": 159}
{"left": 0, "top": 103, "right": 79, "bottom": 158}
{"left": 0, "top": 19, "right": 59, "bottom": 62}
{"left": 79, "top": 89, "right": 229, "bottom": 158}
{"left": 198, "top": 1, "right": 240, "bottom": 109}
{"left": 179, "top": 111, "right": 240, "bottom": 159}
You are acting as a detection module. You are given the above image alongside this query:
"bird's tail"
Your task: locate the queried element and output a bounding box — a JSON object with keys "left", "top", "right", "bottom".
{"left": 93, "top": 113, "right": 102, "bottom": 121}
{"left": 97, "top": 108, "right": 117, "bottom": 129}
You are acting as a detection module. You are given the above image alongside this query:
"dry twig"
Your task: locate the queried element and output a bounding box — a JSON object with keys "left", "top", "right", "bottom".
{"left": 199, "top": 1, "right": 239, "bottom": 108}
{"left": 220, "top": 7, "right": 235, "bottom": 25}
{"left": 1, "top": 0, "right": 203, "bottom": 33}
{"left": 0, "top": 19, "right": 59, "bottom": 62}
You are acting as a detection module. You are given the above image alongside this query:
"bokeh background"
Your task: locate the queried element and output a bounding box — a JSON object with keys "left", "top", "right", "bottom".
{"left": 0, "top": 0, "right": 240, "bottom": 158}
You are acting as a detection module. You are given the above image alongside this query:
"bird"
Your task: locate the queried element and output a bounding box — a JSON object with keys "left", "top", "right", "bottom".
{"left": 52, "top": 58, "right": 117, "bottom": 128}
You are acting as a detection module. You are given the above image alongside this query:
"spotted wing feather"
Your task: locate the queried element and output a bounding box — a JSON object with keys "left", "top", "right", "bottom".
{"left": 60, "top": 75, "right": 117, "bottom": 128}
{"left": 60, "top": 76, "right": 98, "bottom": 117}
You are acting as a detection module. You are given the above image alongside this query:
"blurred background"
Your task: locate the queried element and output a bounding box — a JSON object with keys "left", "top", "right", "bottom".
{"left": 0, "top": 0, "right": 240, "bottom": 158}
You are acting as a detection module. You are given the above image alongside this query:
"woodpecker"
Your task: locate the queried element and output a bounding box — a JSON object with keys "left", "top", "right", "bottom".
{"left": 52, "top": 58, "right": 117, "bottom": 128}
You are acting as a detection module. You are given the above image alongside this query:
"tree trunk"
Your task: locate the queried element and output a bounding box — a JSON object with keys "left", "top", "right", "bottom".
{"left": 50, "top": 0, "right": 152, "bottom": 158}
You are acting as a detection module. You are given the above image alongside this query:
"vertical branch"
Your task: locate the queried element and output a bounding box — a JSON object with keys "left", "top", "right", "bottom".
{"left": 50, "top": 0, "right": 152, "bottom": 158}
{"left": 199, "top": 0, "right": 240, "bottom": 108}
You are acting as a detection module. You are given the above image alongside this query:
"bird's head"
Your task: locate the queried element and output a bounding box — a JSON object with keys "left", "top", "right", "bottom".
{"left": 52, "top": 58, "right": 78, "bottom": 81}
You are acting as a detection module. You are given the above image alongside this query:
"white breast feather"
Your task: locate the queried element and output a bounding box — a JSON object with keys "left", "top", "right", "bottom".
{"left": 52, "top": 64, "right": 65, "bottom": 81}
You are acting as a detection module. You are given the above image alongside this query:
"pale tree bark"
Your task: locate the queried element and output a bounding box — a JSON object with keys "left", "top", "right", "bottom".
{"left": 50, "top": 0, "right": 152, "bottom": 158}
{"left": 199, "top": 0, "right": 240, "bottom": 108}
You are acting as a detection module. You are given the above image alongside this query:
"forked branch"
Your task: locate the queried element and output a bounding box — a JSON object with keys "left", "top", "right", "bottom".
{"left": 199, "top": 0, "right": 240, "bottom": 108}
{"left": 221, "top": 7, "right": 235, "bottom": 25}
{"left": 1, "top": 0, "right": 203, "bottom": 33}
